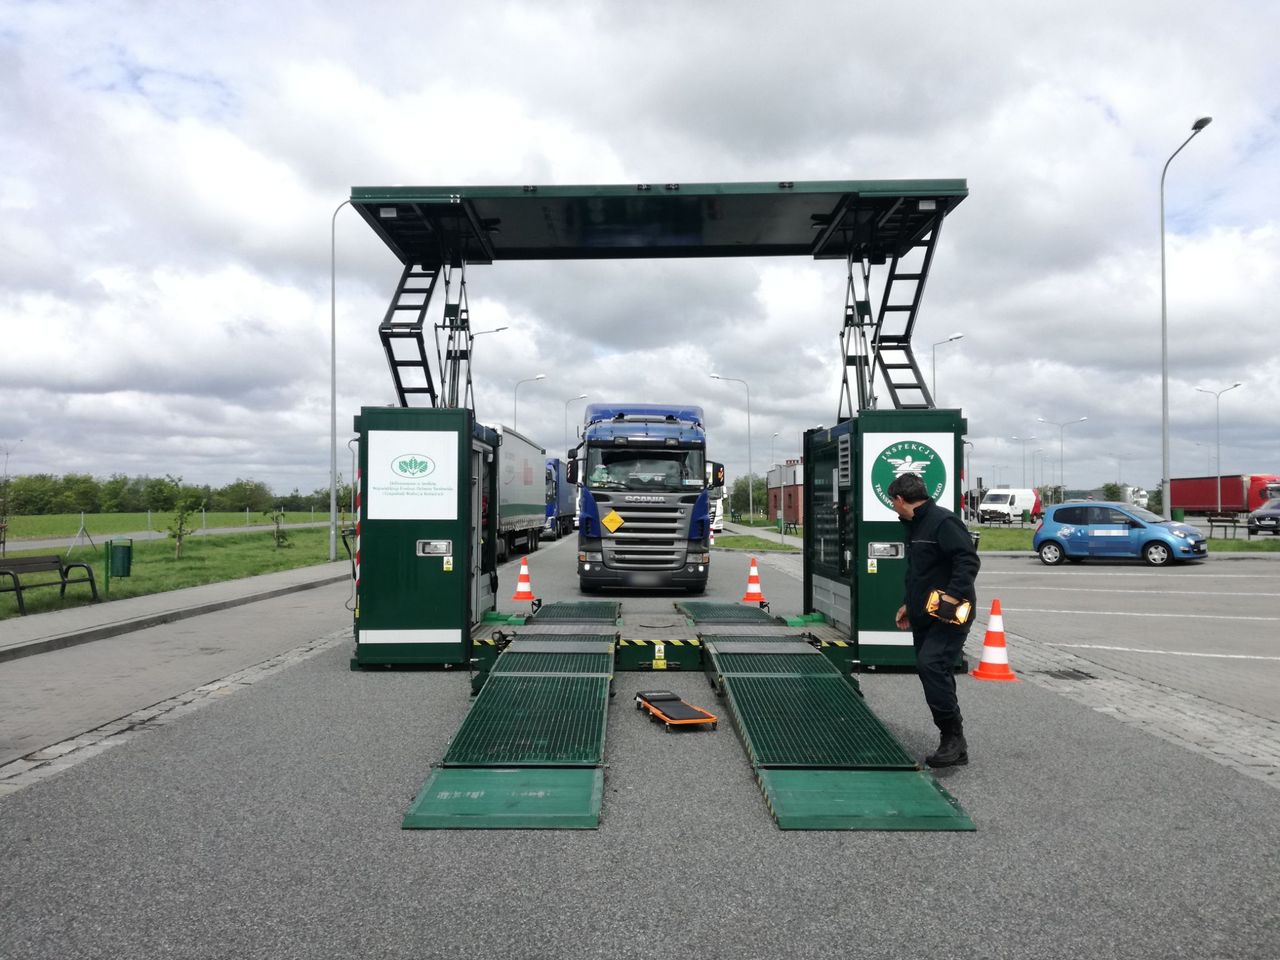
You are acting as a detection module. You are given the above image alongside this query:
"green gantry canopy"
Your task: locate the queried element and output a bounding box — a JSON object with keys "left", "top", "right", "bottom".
{"left": 350, "top": 179, "right": 967, "bottom": 266}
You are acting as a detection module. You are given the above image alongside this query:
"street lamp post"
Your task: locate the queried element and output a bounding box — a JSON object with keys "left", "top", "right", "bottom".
{"left": 512, "top": 374, "right": 546, "bottom": 432}
{"left": 1011, "top": 435, "right": 1037, "bottom": 488}
{"left": 563, "top": 393, "right": 587, "bottom": 455}
{"left": 329, "top": 198, "right": 352, "bottom": 562}
{"left": 1195, "top": 381, "right": 1242, "bottom": 512}
{"left": 711, "top": 374, "right": 753, "bottom": 519}
{"left": 930, "top": 332, "right": 964, "bottom": 404}
{"left": 1037, "top": 416, "right": 1087, "bottom": 504}
{"left": 1160, "top": 116, "right": 1213, "bottom": 519}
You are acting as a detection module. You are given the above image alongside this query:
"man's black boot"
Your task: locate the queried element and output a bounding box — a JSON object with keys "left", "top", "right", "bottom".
{"left": 925, "top": 715, "right": 968, "bottom": 768}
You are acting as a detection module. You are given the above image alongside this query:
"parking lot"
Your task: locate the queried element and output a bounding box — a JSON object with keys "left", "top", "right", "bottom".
{"left": 0, "top": 544, "right": 1277, "bottom": 959}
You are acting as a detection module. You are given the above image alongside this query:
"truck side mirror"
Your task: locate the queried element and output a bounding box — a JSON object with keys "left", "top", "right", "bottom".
{"left": 566, "top": 459, "right": 578, "bottom": 484}
{"left": 709, "top": 461, "right": 725, "bottom": 487}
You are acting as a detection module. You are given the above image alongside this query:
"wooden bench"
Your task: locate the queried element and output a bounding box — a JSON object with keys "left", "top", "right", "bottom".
{"left": 0, "top": 555, "right": 99, "bottom": 615}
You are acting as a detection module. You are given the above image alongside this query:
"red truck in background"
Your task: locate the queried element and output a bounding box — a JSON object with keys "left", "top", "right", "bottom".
{"left": 1170, "top": 474, "right": 1280, "bottom": 514}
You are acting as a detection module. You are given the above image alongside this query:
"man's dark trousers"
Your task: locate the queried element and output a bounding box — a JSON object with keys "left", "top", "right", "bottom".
{"left": 910, "top": 617, "right": 969, "bottom": 722}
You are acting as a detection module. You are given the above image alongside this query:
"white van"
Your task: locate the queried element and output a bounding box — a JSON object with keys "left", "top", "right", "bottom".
{"left": 979, "top": 488, "right": 1042, "bottom": 523}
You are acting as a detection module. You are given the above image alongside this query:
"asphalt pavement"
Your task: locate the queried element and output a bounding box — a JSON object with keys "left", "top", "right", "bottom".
{"left": 1, "top": 536, "right": 1278, "bottom": 959}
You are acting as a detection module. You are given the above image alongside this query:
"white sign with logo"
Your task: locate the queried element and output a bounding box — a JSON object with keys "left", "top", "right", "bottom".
{"left": 368, "top": 430, "right": 458, "bottom": 520}
{"left": 862, "top": 432, "right": 955, "bottom": 522}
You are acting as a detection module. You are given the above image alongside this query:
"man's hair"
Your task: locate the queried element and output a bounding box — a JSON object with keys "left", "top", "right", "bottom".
{"left": 886, "top": 473, "right": 928, "bottom": 503}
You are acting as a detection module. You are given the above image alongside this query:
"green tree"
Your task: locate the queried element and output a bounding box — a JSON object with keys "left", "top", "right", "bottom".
{"left": 729, "top": 474, "right": 768, "bottom": 518}
{"left": 8, "top": 474, "right": 59, "bottom": 514}
{"left": 167, "top": 491, "right": 204, "bottom": 560}
{"left": 1101, "top": 482, "right": 1123, "bottom": 502}
{"left": 55, "top": 473, "right": 103, "bottom": 513}
{"left": 1147, "top": 485, "right": 1163, "bottom": 514}
{"left": 144, "top": 475, "right": 180, "bottom": 511}
{"left": 212, "top": 478, "right": 273, "bottom": 512}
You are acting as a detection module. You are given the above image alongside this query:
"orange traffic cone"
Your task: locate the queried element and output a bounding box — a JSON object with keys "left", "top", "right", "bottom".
{"left": 971, "top": 599, "right": 1019, "bottom": 681}
{"left": 741, "top": 556, "right": 767, "bottom": 604}
{"left": 511, "top": 556, "right": 536, "bottom": 601}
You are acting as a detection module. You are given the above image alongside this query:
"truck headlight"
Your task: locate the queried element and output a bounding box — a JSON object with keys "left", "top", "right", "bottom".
{"left": 579, "top": 551, "right": 603, "bottom": 562}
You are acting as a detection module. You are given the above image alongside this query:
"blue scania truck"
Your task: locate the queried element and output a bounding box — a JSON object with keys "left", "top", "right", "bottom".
{"left": 571, "top": 403, "right": 721, "bottom": 593}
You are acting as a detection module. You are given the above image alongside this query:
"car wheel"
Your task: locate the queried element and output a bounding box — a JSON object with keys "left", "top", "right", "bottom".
{"left": 1143, "top": 542, "right": 1172, "bottom": 566}
{"left": 1038, "top": 541, "right": 1066, "bottom": 565}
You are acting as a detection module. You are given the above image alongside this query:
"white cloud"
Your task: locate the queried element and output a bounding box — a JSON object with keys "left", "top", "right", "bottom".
{"left": 1, "top": 0, "right": 1278, "bottom": 497}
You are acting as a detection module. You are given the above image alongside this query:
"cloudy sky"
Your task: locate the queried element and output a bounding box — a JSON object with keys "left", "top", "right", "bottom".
{"left": 2, "top": 0, "right": 1277, "bottom": 497}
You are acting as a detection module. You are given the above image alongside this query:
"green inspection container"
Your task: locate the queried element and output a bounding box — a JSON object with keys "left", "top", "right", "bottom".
{"left": 108, "top": 539, "right": 133, "bottom": 577}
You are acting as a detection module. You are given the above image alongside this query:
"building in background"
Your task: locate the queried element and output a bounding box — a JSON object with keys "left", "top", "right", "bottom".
{"left": 767, "top": 459, "right": 804, "bottom": 526}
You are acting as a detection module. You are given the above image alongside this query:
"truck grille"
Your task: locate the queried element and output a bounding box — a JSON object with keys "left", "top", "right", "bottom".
{"left": 595, "top": 495, "right": 692, "bottom": 569}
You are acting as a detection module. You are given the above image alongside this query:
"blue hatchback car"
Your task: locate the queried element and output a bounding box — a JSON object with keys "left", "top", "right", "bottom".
{"left": 1033, "top": 501, "right": 1207, "bottom": 566}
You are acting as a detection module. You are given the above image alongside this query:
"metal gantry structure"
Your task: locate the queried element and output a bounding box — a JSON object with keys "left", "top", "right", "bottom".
{"left": 351, "top": 180, "right": 967, "bottom": 417}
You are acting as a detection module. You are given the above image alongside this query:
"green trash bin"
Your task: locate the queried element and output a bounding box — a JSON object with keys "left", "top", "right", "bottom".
{"left": 108, "top": 539, "right": 133, "bottom": 577}
{"left": 1172, "top": 508, "right": 1185, "bottom": 522}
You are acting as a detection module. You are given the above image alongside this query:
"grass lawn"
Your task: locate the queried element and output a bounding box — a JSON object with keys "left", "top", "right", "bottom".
{"left": 3, "top": 511, "right": 335, "bottom": 540}
{"left": 714, "top": 535, "right": 801, "bottom": 553}
{"left": 0, "top": 527, "right": 342, "bottom": 620}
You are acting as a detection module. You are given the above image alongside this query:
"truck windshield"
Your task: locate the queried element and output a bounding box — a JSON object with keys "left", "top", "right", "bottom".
{"left": 585, "top": 448, "right": 705, "bottom": 492}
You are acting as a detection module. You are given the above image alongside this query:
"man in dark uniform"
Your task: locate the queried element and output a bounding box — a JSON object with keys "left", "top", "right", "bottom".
{"left": 888, "top": 472, "right": 981, "bottom": 767}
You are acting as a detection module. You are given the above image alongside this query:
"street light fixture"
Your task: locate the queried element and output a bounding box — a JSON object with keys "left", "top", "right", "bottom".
{"left": 1011, "top": 435, "right": 1037, "bottom": 488}
{"left": 930, "top": 333, "right": 964, "bottom": 404}
{"left": 564, "top": 393, "right": 587, "bottom": 455}
{"left": 471, "top": 326, "right": 508, "bottom": 339}
{"left": 1037, "top": 416, "right": 1087, "bottom": 504}
{"left": 1195, "top": 381, "right": 1242, "bottom": 512}
{"left": 711, "top": 374, "right": 753, "bottom": 519}
{"left": 1160, "top": 116, "right": 1213, "bottom": 519}
{"left": 512, "top": 374, "right": 546, "bottom": 432}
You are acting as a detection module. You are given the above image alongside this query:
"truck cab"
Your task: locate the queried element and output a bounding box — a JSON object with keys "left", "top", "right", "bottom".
{"left": 573, "top": 403, "right": 716, "bottom": 592}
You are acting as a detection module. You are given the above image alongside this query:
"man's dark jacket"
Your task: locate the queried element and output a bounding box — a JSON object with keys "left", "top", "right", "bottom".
{"left": 901, "top": 499, "right": 980, "bottom": 626}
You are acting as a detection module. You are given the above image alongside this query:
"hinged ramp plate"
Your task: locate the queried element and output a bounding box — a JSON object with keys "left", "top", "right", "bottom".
{"left": 759, "top": 770, "right": 974, "bottom": 831}
{"left": 403, "top": 767, "right": 603, "bottom": 829}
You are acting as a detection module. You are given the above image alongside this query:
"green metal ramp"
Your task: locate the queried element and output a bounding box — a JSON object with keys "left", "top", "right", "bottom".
{"left": 704, "top": 636, "right": 974, "bottom": 831}
{"left": 678, "top": 601, "right": 780, "bottom": 624}
{"left": 403, "top": 635, "right": 613, "bottom": 829}
{"left": 531, "top": 601, "right": 620, "bottom": 623}
{"left": 403, "top": 768, "right": 603, "bottom": 829}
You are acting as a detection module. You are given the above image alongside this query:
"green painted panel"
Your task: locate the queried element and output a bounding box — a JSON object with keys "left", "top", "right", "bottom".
{"left": 402, "top": 767, "right": 603, "bottom": 829}
{"left": 759, "top": 769, "right": 974, "bottom": 831}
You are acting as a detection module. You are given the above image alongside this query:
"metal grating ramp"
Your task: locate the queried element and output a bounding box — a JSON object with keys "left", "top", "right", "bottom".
{"left": 492, "top": 652, "right": 613, "bottom": 675}
{"left": 532, "top": 601, "right": 620, "bottom": 623}
{"left": 715, "top": 653, "right": 833, "bottom": 675}
{"left": 706, "top": 641, "right": 819, "bottom": 656}
{"left": 725, "top": 675, "right": 915, "bottom": 769}
{"left": 404, "top": 624, "right": 617, "bottom": 830}
{"left": 678, "top": 601, "right": 779, "bottom": 624}
{"left": 443, "top": 675, "right": 608, "bottom": 766}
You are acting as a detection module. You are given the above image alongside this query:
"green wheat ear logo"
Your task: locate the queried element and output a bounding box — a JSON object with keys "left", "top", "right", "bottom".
{"left": 391, "top": 454, "right": 435, "bottom": 478}
{"left": 870, "top": 441, "right": 946, "bottom": 509}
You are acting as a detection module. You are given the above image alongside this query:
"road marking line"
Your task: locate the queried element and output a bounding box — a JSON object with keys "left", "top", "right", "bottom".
{"left": 988, "top": 571, "right": 1274, "bottom": 578}
{"left": 1002, "top": 607, "right": 1280, "bottom": 622}
{"left": 987, "top": 586, "right": 1280, "bottom": 597}
{"left": 1046, "top": 643, "right": 1280, "bottom": 662}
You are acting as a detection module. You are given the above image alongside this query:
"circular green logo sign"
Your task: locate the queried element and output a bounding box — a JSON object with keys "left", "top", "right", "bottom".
{"left": 870, "top": 440, "right": 947, "bottom": 508}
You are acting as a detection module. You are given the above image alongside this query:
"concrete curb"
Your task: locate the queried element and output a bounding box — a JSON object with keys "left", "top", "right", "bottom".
{"left": 0, "top": 573, "right": 350, "bottom": 665}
